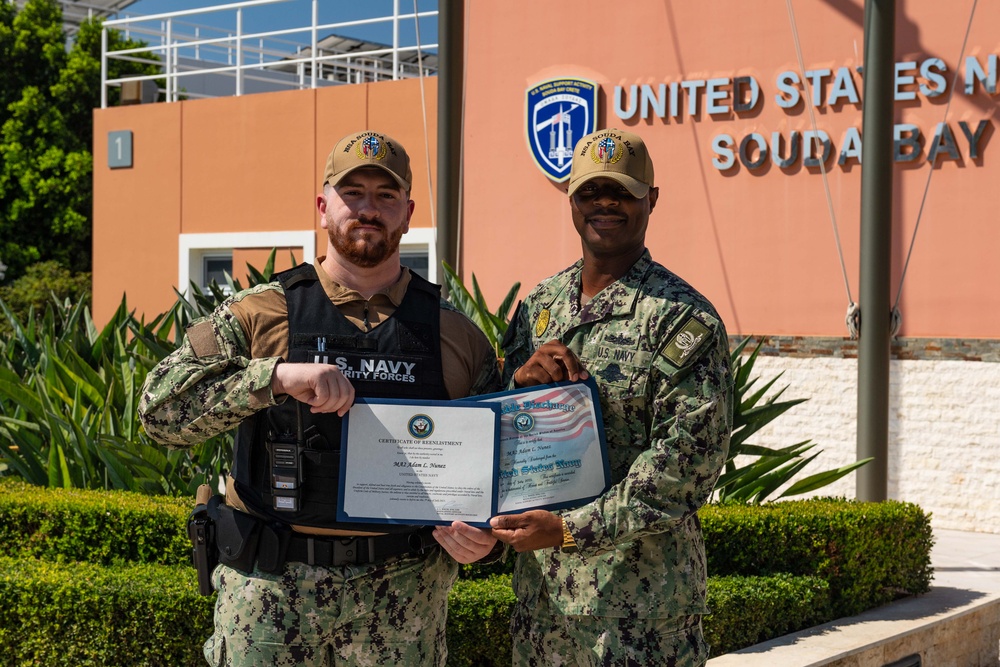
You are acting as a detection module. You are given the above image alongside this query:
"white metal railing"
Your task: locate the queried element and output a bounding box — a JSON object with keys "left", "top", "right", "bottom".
{"left": 100, "top": 0, "right": 438, "bottom": 107}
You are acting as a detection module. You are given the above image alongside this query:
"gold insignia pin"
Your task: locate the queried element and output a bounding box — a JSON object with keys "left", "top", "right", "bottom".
{"left": 535, "top": 309, "right": 550, "bottom": 338}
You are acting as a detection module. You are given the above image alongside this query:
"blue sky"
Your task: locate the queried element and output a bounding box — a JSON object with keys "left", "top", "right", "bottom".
{"left": 125, "top": 0, "right": 438, "bottom": 49}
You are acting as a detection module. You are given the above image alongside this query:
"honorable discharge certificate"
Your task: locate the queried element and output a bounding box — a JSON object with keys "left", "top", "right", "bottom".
{"left": 477, "top": 378, "right": 610, "bottom": 514}
{"left": 337, "top": 399, "right": 500, "bottom": 527}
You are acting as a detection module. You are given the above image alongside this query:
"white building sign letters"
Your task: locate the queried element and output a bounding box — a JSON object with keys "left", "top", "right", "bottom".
{"left": 612, "top": 55, "right": 997, "bottom": 172}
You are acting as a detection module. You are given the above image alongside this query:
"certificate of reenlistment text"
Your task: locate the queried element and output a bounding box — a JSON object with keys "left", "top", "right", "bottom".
{"left": 337, "top": 399, "right": 500, "bottom": 527}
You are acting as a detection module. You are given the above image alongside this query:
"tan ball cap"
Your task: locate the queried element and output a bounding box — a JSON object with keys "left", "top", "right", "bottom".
{"left": 567, "top": 128, "right": 654, "bottom": 199}
{"left": 323, "top": 131, "right": 412, "bottom": 192}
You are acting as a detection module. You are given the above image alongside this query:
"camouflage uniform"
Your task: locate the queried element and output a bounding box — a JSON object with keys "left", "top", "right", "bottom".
{"left": 204, "top": 549, "right": 455, "bottom": 666}
{"left": 139, "top": 264, "right": 500, "bottom": 667}
{"left": 502, "top": 250, "right": 733, "bottom": 667}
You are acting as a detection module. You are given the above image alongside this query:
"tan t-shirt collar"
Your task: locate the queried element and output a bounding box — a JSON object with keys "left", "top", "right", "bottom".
{"left": 313, "top": 256, "right": 412, "bottom": 307}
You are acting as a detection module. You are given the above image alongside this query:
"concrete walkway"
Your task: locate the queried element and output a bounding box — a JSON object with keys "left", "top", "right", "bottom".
{"left": 708, "top": 528, "right": 1000, "bottom": 666}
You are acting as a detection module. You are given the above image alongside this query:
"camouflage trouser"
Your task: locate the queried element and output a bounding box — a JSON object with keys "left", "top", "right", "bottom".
{"left": 203, "top": 546, "right": 456, "bottom": 667}
{"left": 510, "top": 592, "right": 708, "bottom": 667}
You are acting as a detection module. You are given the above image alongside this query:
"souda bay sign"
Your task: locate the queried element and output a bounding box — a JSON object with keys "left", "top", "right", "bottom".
{"left": 613, "top": 55, "right": 998, "bottom": 171}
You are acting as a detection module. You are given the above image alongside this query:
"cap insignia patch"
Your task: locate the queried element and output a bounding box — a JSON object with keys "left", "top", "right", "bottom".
{"left": 535, "top": 309, "right": 551, "bottom": 338}
{"left": 591, "top": 137, "right": 623, "bottom": 165}
{"left": 358, "top": 135, "right": 387, "bottom": 161}
{"left": 661, "top": 317, "right": 711, "bottom": 367}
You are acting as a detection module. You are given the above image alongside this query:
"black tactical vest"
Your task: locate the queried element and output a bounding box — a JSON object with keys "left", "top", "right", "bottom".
{"left": 232, "top": 264, "right": 448, "bottom": 531}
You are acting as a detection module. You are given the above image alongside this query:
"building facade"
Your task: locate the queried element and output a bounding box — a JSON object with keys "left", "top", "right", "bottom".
{"left": 93, "top": 0, "right": 1000, "bottom": 532}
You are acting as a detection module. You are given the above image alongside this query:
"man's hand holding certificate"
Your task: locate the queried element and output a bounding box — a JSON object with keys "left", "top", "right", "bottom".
{"left": 337, "top": 379, "right": 610, "bottom": 527}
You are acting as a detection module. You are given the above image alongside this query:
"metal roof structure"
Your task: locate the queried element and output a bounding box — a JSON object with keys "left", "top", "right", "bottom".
{"left": 11, "top": 0, "right": 139, "bottom": 34}
{"left": 101, "top": 1, "right": 439, "bottom": 104}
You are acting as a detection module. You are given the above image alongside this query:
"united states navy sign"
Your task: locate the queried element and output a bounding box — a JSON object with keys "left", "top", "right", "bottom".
{"left": 526, "top": 78, "right": 598, "bottom": 182}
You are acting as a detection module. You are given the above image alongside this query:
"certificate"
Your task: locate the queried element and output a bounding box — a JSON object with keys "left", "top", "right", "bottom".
{"left": 337, "top": 399, "right": 501, "bottom": 527}
{"left": 336, "top": 379, "right": 609, "bottom": 528}
{"left": 475, "top": 377, "right": 611, "bottom": 514}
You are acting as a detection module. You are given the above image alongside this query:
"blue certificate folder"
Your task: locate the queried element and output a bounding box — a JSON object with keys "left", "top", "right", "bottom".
{"left": 336, "top": 378, "right": 611, "bottom": 527}
{"left": 337, "top": 397, "right": 502, "bottom": 527}
{"left": 472, "top": 377, "right": 611, "bottom": 516}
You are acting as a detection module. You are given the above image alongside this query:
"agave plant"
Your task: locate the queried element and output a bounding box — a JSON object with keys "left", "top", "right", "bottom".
{"left": 0, "top": 251, "right": 289, "bottom": 495}
{"left": 441, "top": 261, "right": 520, "bottom": 359}
{"left": 0, "top": 255, "right": 868, "bottom": 503}
{"left": 716, "top": 338, "right": 872, "bottom": 504}
{"left": 0, "top": 295, "right": 230, "bottom": 495}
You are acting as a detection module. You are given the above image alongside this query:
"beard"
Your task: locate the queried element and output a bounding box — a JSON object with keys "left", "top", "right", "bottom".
{"left": 328, "top": 218, "right": 405, "bottom": 268}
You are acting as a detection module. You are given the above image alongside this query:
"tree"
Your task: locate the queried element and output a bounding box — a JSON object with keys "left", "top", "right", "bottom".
{"left": 0, "top": 0, "right": 158, "bottom": 283}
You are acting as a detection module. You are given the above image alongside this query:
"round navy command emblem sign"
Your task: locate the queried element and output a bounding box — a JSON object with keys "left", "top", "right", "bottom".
{"left": 526, "top": 78, "right": 598, "bottom": 182}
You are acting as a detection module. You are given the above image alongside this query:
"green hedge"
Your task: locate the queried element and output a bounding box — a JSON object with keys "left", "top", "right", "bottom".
{"left": 701, "top": 498, "right": 933, "bottom": 616}
{"left": 0, "top": 556, "right": 829, "bottom": 666}
{"left": 704, "top": 573, "right": 831, "bottom": 654}
{"left": 0, "top": 556, "right": 211, "bottom": 667}
{"left": 0, "top": 481, "right": 933, "bottom": 659}
{"left": 0, "top": 479, "right": 190, "bottom": 566}
{"left": 446, "top": 574, "right": 516, "bottom": 667}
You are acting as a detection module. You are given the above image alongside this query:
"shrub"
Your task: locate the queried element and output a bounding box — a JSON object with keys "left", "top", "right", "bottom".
{"left": 704, "top": 573, "right": 831, "bottom": 654}
{"left": 0, "top": 261, "right": 91, "bottom": 334}
{"left": 0, "top": 478, "right": 190, "bottom": 566}
{"left": 701, "top": 498, "right": 933, "bottom": 617}
{"left": 0, "top": 556, "right": 212, "bottom": 667}
{"left": 446, "top": 574, "right": 516, "bottom": 667}
{"left": 0, "top": 486, "right": 937, "bottom": 661}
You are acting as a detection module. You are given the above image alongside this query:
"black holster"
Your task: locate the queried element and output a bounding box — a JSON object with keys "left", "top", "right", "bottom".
{"left": 186, "top": 493, "right": 218, "bottom": 596}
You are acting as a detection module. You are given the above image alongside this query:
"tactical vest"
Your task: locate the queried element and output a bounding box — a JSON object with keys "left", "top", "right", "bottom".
{"left": 232, "top": 264, "right": 448, "bottom": 531}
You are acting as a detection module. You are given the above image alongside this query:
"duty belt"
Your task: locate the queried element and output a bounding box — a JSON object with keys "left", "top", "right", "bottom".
{"left": 209, "top": 496, "right": 437, "bottom": 575}
{"left": 283, "top": 529, "right": 437, "bottom": 568}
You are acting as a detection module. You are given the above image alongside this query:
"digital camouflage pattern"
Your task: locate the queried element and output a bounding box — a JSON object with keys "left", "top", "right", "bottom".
{"left": 205, "top": 549, "right": 456, "bottom": 666}
{"left": 138, "top": 269, "right": 500, "bottom": 667}
{"left": 503, "top": 250, "right": 733, "bottom": 624}
{"left": 511, "top": 599, "right": 707, "bottom": 667}
{"left": 139, "top": 283, "right": 284, "bottom": 447}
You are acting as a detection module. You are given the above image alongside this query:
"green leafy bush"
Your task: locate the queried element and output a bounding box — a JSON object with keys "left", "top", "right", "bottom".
{"left": 0, "top": 556, "right": 212, "bottom": 667}
{"left": 0, "top": 485, "right": 935, "bottom": 660}
{"left": 0, "top": 479, "right": 190, "bottom": 566}
{"left": 446, "top": 574, "right": 516, "bottom": 667}
{"left": 701, "top": 498, "right": 933, "bottom": 617}
{"left": 704, "top": 573, "right": 832, "bottom": 654}
{"left": 0, "top": 261, "right": 90, "bottom": 335}
{"left": 0, "top": 296, "right": 231, "bottom": 496}
{"left": 0, "top": 251, "right": 289, "bottom": 496}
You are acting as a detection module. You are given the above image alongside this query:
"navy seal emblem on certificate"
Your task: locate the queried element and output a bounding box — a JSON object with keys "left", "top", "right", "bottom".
{"left": 513, "top": 412, "right": 535, "bottom": 433}
{"left": 407, "top": 414, "right": 434, "bottom": 439}
{"left": 526, "top": 77, "right": 598, "bottom": 182}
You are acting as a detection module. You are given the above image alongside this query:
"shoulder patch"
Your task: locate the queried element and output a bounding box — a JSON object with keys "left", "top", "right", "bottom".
{"left": 661, "top": 317, "right": 712, "bottom": 367}
{"left": 187, "top": 320, "right": 220, "bottom": 358}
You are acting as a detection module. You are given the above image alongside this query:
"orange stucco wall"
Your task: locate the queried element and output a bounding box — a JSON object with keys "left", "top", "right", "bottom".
{"left": 463, "top": 0, "right": 999, "bottom": 338}
{"left": 94, "top": 102, "right": 182, "bottom": 320}
{"left": 92, "top": 78, "right": 437, "bottom": 323}
{"left": 93, "top": 2, "right": 998, "bottom": 339}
